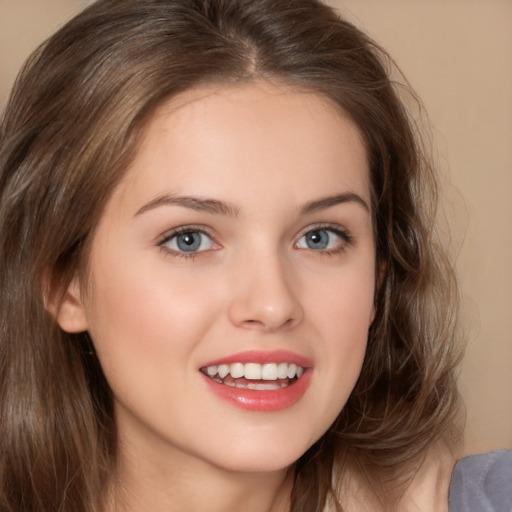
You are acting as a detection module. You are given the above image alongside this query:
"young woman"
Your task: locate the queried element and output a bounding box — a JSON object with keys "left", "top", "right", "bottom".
{"left": 0, "top": 1, "right": 462, "bottom": 510}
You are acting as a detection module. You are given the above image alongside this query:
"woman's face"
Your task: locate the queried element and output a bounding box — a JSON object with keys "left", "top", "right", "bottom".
{"left": 62, "top": 82, "right": 376, "bottom": 474}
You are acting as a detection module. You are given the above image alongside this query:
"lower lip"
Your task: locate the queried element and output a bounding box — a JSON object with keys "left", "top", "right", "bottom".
{"left": 201, "top": 370, "right": 312, "bottom": 412}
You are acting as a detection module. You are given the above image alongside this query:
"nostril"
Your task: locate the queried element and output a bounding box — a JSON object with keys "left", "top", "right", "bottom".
{"left": 282, "top": 318, "right": 295, "bottom": 329}
{"left": 242, "top": 319, "right": 263, "bottom": 328}
{"left": 240, "top": 316, "right": 298, "bottom": 332}
{"left": 227, "top": 271, "right": 304, "bottom": 331}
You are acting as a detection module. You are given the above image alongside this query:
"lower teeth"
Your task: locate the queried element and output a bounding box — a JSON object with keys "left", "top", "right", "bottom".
{"left": 210, "top": 374, "right": 295, "bottom": 390}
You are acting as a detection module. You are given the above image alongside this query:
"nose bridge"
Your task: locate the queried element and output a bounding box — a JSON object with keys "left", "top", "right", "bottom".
{"left": 227, "top": 243, "right": 303, "bottom": 332}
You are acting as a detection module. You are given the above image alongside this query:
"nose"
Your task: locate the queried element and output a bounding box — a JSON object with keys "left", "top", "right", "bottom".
{"left": 227, "top": 252, "right": 304, "bottom": 332}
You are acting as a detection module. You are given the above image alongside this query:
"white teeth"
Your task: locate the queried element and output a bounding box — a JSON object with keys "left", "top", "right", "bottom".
{"left": 204, "top": 362, "right": 305, "bottom": 381}
{"left": 206, "top": 365, "right": 218, "bottom": 377}
{"left": 230, "top": 362, "right": 244, "bottom": 379}
{"left": 287, "top": 363, "right": 297, "bottom": 379}
{"left": 217, "top": 364, "right": 230, "bottom": 379}
{"left": 247, "top": 382, "right": 281, "bottom": 390}
{"left": 277, "top": 362, "right": 288, "bottom": 379}
{"left": 244, "top": 363, "right": 262, "bottom": 380}
{"left": 261, "top": 363, "right": 278, "bottom": 380}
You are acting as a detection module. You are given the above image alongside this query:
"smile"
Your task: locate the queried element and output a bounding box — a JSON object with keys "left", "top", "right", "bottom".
{"left": 199, "top": 351, "right": 312, "bottom": 411}
{"left": 201, "top": 362, "right": 305, "bottom": 390}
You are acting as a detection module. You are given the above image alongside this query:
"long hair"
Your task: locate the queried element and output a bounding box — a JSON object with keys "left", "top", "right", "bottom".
{"left": 0, "top": 1, "right": 462, "bottom": 510}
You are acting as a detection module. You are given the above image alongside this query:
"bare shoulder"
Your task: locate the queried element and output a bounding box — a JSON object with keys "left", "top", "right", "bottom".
{"left": 396, "top": 445, "right": 457, "bottom": 512}
{"left": 329, "top": 445, "right": 458, "bottom": 512}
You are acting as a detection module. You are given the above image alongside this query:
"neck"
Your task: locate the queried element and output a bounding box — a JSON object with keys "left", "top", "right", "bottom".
{"left": 107, "top": 443, "right": 292, "bottom": 512}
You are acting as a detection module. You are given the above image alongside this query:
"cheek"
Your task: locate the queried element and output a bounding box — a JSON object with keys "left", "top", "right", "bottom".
{"left": 299, "top": 262, "right": 375, "bottom": 427}
{"left": 83, "top": 259, "right": 222, "bottom": 381}
{"left": 309, "top": 261, "right": 375, "bottom": 340}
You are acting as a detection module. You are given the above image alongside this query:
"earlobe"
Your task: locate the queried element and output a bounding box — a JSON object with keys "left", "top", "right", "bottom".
{"left": 46, "top": 277, "right": 89, "bottom": 333}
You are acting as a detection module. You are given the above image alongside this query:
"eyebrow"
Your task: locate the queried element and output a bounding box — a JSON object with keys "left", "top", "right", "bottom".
{"left": 134, "top": 191, "right": 369, "bottom": 218}
{"left": 299, "top": 192, "right": 370, "bottom": 215}
{"left": 134, "top": 194, "right": 240, "bottom": 217}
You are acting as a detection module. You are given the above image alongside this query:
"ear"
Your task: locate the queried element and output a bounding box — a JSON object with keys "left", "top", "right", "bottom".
{"left": 45, "top": 276, "right": 89, "bottom": 333}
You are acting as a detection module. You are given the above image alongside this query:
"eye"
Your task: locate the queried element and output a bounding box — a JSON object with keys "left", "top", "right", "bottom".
{"left": 296, "top": 227, "right": 350, "bottom": 252}
{"left": 160, "top": 229, "right": 216, "bottom": 254}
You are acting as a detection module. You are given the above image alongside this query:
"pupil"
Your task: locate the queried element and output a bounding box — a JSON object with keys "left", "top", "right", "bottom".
{"left": 177, "top": 233, "right": 200, "bottom": 251}
{"left": 307, "top": 230, "right": 328, "bottom": 249}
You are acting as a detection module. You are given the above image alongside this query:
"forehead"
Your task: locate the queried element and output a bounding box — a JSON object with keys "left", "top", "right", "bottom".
{"left": 114, "top": 81, "right": 370, "bottom": 213}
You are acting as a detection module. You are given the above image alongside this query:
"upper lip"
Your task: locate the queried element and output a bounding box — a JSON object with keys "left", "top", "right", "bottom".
{"left": 200, "top": 349, "right": 313, "bottom": 369}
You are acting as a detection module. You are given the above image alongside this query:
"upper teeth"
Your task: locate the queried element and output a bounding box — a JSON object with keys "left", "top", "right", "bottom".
{"left": 205, "top": 362, "right": 304, "bottom": 381}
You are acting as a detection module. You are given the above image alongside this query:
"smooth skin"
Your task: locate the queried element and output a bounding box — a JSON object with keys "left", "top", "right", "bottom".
{"left": 57, "top": 81, "right": 376, "bottom": 512}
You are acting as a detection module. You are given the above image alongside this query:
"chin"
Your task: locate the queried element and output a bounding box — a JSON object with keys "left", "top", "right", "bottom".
{"left": 201, "top": 431, "right": 319, "bottom": 475}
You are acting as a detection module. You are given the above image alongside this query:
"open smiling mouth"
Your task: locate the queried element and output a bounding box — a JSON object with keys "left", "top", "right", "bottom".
{"left": 200, "top": 362, "right": 305, "bottom": 390}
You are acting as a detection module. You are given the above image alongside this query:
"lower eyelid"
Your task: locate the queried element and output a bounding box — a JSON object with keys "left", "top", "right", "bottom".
{"left": 157, "top": 225, "right": 352, "bottom": 256}
{"left": 297, "top": 226, "right": 352, "bottom": 247}
{"left": 157, "top": 227, "right": 219, "bottom": 254}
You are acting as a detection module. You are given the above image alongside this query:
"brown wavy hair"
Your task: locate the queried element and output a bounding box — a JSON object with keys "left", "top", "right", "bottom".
{"left": 0, "top": 0, "right": 462, "bottom": 510}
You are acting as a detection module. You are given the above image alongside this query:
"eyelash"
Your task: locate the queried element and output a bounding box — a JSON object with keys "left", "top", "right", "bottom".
{"left": 158, "top": 225, "right": 217, "bottom": 260}
{"left": 157, "top": 223, "right": 353, "bottom": 260}
{"left": 296, "top": 224, "right": 353, "bottom": 256}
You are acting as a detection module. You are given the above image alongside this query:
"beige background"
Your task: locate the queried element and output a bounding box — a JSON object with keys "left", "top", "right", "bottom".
{"left": 1, "top": 0, "right": 511, "bottom": 456}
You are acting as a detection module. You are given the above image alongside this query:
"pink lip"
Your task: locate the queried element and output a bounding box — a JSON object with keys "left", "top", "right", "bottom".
{"left": 199, "top": 350, "right": 313, "bottom": 412}
{"left": 200, "top": 370, "right": 312, "bottom": 412}
{"left": 201, "top": 349, "right": 313, "bottom": 368}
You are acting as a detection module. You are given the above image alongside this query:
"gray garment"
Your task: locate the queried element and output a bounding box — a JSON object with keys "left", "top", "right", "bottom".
{"left": 449, "top": 450, "right": 512, "bottom": 512}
